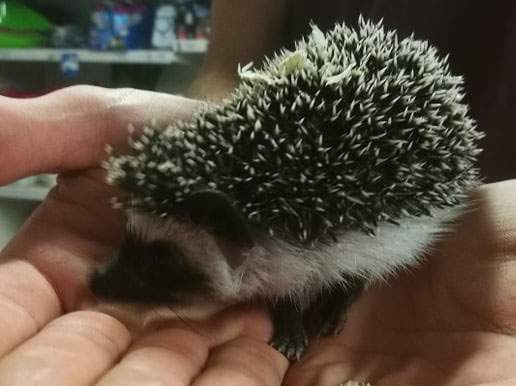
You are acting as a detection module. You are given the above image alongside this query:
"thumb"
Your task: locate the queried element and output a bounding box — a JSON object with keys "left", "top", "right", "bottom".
{"left": 0, "top": 85, "right": 201, "bottom": 185}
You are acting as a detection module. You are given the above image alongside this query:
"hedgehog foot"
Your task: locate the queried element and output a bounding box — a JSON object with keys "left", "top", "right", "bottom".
{"left": 270, "top": 330, "right": 309, "bottom": 362}
{"left": 338, "top": 381, "right": 372, "bottom": 386}
{"left": 270, "top": 299, "right": 308, "bottom": 361}
{"left": 306, "top": 276, "right": 365, "bottom": 339}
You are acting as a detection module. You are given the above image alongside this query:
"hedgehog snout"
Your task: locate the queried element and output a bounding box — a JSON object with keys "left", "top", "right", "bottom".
{"left": 90, "top": 257, "right": 140, "bottom": 301}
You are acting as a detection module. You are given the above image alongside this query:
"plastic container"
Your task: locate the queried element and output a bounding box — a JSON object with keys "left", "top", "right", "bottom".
{"left": 152, "top": 4, "right": 177, "bottom": 49}
{"left": 0, "top": 1, "right": 53, "bottom": 47}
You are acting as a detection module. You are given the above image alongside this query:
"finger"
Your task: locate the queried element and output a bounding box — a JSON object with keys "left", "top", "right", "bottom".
{"left": 137, "top": 303, "right": 275, "bottom": 349}
{"left": 200, "top": 303, "right": 275, "bottom": 348}
{"left": 0, "top": 259, "right": 61, "bottom": 357}
{"left": 0, "top": 171, "right": 121, "bottom": 356}
{"left": 192, "top": 304, "right": 288, "bottom": 386}
{"left": 0, "top": 86, "right": 201, "bottom": 184}
{"left": 0, "top": 311, "right": 131, "bottom": 386}
{"left": 192, "top": 337, "right": 288, "bottom": 386}
{"left": 96, "top": 304, "right": 286, "bottom": 386}
{"left": 95, "top": 328, "right": 209, "bottom": 386}
{"left": 1, "top": 171, "right": 123, "bottom": 312}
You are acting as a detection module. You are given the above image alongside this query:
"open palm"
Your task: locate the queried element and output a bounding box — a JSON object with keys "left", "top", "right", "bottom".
{"left": 1, "top": 86, "right": 515, "bottom": 386}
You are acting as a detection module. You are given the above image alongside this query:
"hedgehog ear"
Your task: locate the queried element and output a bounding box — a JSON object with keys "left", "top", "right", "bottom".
{"left": 180, "top": 189, "right": 254, "bottom": 268}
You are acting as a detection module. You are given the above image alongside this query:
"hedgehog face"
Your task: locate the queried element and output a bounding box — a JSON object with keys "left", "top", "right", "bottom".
{"left": 90, "top": 234, "right": 209, "bottom": 304}
{"left": 90, "top": 190, "right": 263, "bottom": 304}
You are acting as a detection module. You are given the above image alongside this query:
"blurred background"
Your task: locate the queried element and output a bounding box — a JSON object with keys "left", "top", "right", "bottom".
{"left": 1, "top": 0, "right": 514, "bottom": 247}
{"left": 0, "top": 0, "right": 212, "bottom": 247}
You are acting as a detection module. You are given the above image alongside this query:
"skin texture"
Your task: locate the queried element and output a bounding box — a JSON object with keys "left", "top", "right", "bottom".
{"left": 1, "top": 85, "right": 516, "bottom": 385}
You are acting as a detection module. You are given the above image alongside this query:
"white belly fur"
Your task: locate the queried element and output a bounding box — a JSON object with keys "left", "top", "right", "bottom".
{"left": 245, "top": 205, "right": 465, "bottom": 304}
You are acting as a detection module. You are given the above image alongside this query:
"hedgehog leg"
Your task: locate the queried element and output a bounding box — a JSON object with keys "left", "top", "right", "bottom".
{"left": 270, "top": 298, "right": 308, "bottom": 361}
{"left": 305, "top": 276, "right": 365, "bottom": 338}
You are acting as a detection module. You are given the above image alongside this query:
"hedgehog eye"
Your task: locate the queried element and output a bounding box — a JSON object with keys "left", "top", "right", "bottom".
{"left": 139, "top": 241, "right": 183, "bottom": 276}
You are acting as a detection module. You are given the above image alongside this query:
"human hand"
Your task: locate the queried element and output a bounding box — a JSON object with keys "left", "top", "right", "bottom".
{"left": 285, "top": 179, "right": 516, "bottom": 386}
{"left": 2, "top": 86, "right": 514, "bottom": 386}
{"left": 0, "top": 86, "right": 288, "bottom": 385}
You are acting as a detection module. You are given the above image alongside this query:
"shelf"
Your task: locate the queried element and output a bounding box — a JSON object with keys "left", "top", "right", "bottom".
{"left": 0, "top": 184, "right": 50, "bottom": 202}
{"left": 0, "top": 48, "right": 187, "bottom": 64}
{"left": 177, "top": 39, "right": 208, "bottom": 54}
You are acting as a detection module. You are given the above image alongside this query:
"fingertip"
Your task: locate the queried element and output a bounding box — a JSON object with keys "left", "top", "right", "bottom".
{"left": 193, "top": 337, "right": 288, "bottom": 386}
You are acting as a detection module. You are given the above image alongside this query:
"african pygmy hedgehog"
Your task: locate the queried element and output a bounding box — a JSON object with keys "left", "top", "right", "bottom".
{"left": 91, "top": 18, "right": 482, "bottom": 361}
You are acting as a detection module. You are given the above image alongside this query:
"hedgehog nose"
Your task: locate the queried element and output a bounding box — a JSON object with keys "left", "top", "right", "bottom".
{"left": 89, "top": 254, "right": 138, "bottom": 300}
{"left": 90, "top": 269, "right": 110, "bottom": 298}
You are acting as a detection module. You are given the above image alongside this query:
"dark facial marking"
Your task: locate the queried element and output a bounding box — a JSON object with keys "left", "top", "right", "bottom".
{"left": 178, "top": 189, "right": 255, "bottom": 267}
{"left": 90, "top": 234, "right": 207, "bottom": 304}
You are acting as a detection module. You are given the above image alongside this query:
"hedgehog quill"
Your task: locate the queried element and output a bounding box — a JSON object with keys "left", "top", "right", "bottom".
{"left": 92, "top": 18, "right": 483, "bottom": 361}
